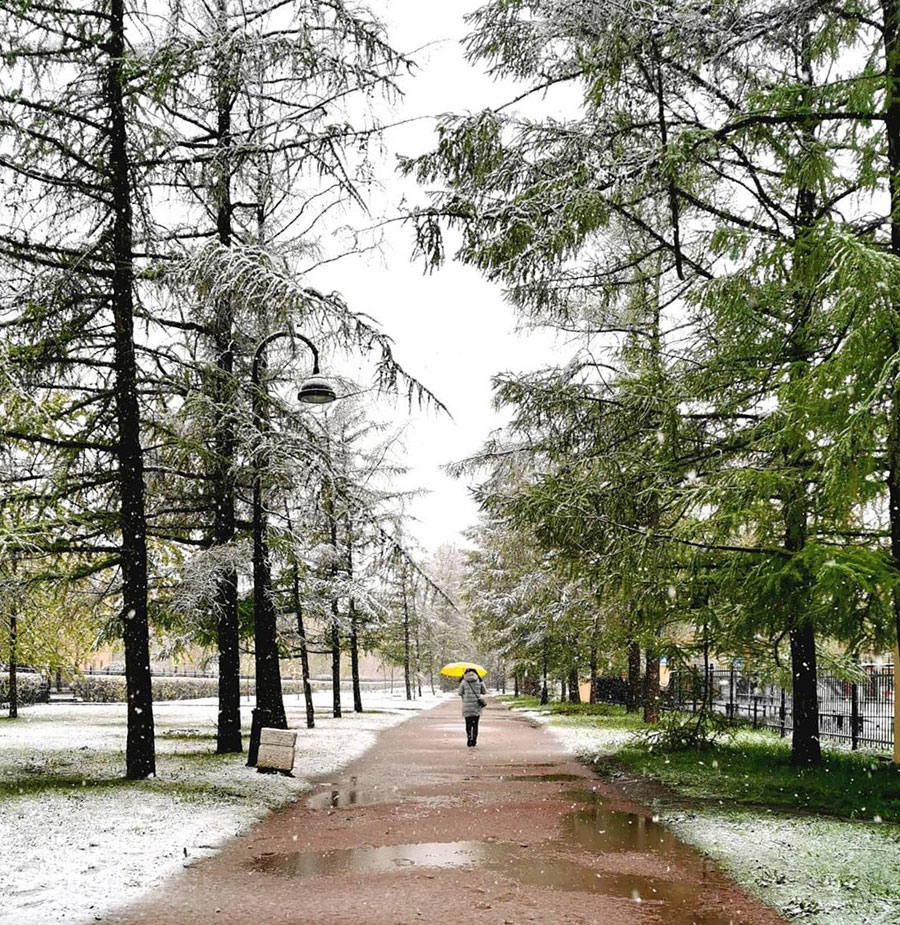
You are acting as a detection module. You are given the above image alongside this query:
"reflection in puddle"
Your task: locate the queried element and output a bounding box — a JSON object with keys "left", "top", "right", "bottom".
{"left": 250, "top": 841, "right": 483, "bottom": 877}
{"left": 306, "top": 779, "right": 452, "bottom": 811}
{"left": 565, "top": 804, "right": 678, "bottom": 853}
{"left": 508, "top": 773, "right": 585, "bottom": 782}
{"left": 248, "top": 838, "right": 738, "bottom": 924}
{"left": 276, "top": 775, "right": 748, "bottom": 924}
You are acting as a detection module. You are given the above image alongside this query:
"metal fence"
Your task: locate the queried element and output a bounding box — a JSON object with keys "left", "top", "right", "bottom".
{"left": 667, "top": 664, "right": 895, "bottom": 752}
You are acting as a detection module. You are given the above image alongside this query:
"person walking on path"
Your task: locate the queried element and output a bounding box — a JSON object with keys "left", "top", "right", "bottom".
{"left": 457, "top": 667, "right": 487, "bottom": 747}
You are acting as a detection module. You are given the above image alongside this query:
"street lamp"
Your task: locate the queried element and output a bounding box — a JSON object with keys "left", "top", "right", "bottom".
{"left": 247, "top": 329, "right": 336, "bottom": 768}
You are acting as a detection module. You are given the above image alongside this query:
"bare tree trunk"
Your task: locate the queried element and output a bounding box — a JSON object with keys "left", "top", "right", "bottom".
{"left": 211, "top": 0, "right": 241, "bottom": 755}
{"left": 345, "top": 519, "right": 362, "bottom": 713}
{"left": 626, "top": 640, "right": 642, "bottom": 713}
{"left": 403, "top": 577, "right": 412, "bottom": 701}
{"left": 288, "top": 535, "right": 314, "bottom": 729}
{"left": 8, "top": 612, "right": 17, "bottom": 719}
{"left": 783, "top": 21, "right": 821, "bottom": 768}
{"left": 330, "top": 599, "right": 342, "bottom": 718}
{"left": 540, "top": 648, "right": 549, "bottom": 705}
{"left": 881, "top": 0, "right": 900, "bottom": 765}
{"left": 247, "top": 342, "right": 287, "bottom": 767}
{"left": 414, "top": 607, "right": 422, "bottom": 699}
{"left": 643, "top": 650, "right": 660, "bottom": 723}
{"left": 349, "top": 598, "right": 363, "bottom": 713}
{"left": 568, "top": 666, "right": 581, "bottom": 703}
{"left": 320, "top": 472, "right": 341, "bottom": 719}
{"left": 108, "top": 0, "right": 154, "bottom": 779}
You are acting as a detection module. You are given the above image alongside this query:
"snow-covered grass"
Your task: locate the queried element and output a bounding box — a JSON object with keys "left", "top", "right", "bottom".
{"left": 520, "top": 704, "right": 900, "bottom": 925}
{"left": 529, "top": 710, "right": 640, "bottom": 757}
{"left": 0, "top": 689, "right": 444, "bottom": 925}
{"left": 665, "top": 808, "right": 900, "bottom": 925}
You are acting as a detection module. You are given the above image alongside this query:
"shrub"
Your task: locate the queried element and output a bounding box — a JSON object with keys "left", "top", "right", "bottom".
{"left": 0, "top": 671, "right": 49, "bottom": 706}
{"left": 152, "top": 677, "right": 219, "bottom": 701}
{"left": 71, "top": 675, "right": 127, "bottom": 702}
{"left": 640, "top": 708, "right": 735, "bottom": 751}
{"left": 71, "top": 675, "right": 310, "bottom": 703}
{"left": 551, "top": 701, "right": 622, "bottom": 716}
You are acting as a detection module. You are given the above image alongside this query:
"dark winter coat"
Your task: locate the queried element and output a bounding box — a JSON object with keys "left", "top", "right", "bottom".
{"left": 457, "top": 671, "right": 487, "bottom": 717}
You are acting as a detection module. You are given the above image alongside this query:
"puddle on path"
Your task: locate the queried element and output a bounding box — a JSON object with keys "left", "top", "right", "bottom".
{"left": 562, "top": 795, "right": 680, "bottom": 853}
{"left": 306, "top": 777, "right": 383, "bottom": 810}
{"left": 250, "top": 795, "right": 744, "bottom": 925}
{"left": 250, "top": 841, "right": 483, "bottom": 877}
{"left": 249, "top": 837, "right": 737, "bottom": 924}
{"left": 508, "top": 773, "right": 585, "bottom": 782}
{"left": 306, "top": 778, "right": 453, "bottom": 811}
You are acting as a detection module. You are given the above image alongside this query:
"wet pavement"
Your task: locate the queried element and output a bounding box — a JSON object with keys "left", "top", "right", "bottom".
{"left": 108, "top": 698, "right": 784, "bottom": 924}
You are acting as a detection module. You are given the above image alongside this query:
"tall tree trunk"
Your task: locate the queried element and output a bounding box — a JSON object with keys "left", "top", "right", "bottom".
{"left": 247, "top": 343, "right": 287, "bottom": 767}
{"left": 560, "top": 676, "right": 566, "bottom": 702}
{"left": 540, "top": 647, "right": 549, "bottom": 705}
{"left": 784, "top": 476, "right": 821, "bottom": 765}
{"left": 783, "top": 20, "right": 821, "bottom": 768}
{"left": 788, "top": 618, "right": 820, "bottom": 764}
{"left": 321, "top": 473, "right": 342, "bottom": 719}
{"left": 568, "top": 666, "right": 581, "bottom": 703}
{"left": 643, "top": 649, "right": 660, "bottom": 723}
{"left": 881, "top": 2, "right": 900, "bottom": 761}
{"left": 330, "top": 598, "right": 342, "bottom": 718}
{"left": 589, "top": 639, "right": 598, "bottom": 704}
{"left": 402, "top": 576, "right": 412, "bottom": 701}
{"left": 345, "top": 519, "right": 363, "bottom": 714}
{"left": 414, "top": 606, "right": 422, "bottom": 699}
{"left": 702, "top": 627, "right": 711, "bottom": 711}
{"left": 349, "top": 598, "right": 363, "bottom": 713}
{"left": 108, "top": 0, "right": 155, "bottom": 779}
{"left": 211, "top": 0, "right": 241, "bottom": 754}
{"left": 626, "top": 640, "right": 642, "bottom": 713}
{"left": 288, "top": 538, "right": 314, "bottom": 729}
{"left": 514, "top": 673, "right": 519, "bottom": 697}
{"left": 8, "top": 611, "right": 17, "bottom": 719}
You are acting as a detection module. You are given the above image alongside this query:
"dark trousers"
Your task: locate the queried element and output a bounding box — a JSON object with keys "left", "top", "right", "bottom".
{"left": 465, "top": 715, "right": 480, "bottom": 745}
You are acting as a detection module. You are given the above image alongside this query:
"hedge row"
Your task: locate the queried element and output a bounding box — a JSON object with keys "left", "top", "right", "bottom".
{"left": 71, "top": 675, "right": 310, "bottom": 703}
{"left": 0, "top": 672, "right": 49, "bottom": 706}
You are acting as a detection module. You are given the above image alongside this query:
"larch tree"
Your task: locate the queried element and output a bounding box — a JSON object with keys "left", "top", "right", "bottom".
{"left": 142, "top": 0, "right": 411, "bottom": 752}
{"left": 0, "top": 0, "right": 164, "bottom": 778}
{"left": 403, "top": 0, "right": 900, "bottom": 765}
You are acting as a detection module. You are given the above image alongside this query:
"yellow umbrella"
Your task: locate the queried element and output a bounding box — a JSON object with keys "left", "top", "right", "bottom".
{"left": 440, "top": 662, "right": 487, "bottom": 679}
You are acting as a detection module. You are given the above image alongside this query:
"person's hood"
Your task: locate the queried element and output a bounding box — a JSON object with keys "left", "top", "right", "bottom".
{"left": 463, "top": 669, "right": 480, "bottom": 679}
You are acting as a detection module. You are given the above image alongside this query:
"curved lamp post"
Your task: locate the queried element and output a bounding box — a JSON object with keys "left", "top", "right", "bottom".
{"left": 247, "top": 330, "right": 336, "bottom": 768}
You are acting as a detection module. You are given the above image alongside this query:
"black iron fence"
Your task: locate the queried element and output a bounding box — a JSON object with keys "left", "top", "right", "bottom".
{"left": 667, "top": 664, "right": 895, "bottom": 752}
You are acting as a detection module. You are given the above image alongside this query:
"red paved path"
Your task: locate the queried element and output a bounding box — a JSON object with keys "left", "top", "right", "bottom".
{"left": 108, "top": 698, "right": 783, "bottom": 925}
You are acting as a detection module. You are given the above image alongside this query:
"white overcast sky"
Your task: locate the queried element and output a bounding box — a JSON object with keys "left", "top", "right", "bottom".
{"left": 307, "top": 0, "right": 564, "bottom": 554}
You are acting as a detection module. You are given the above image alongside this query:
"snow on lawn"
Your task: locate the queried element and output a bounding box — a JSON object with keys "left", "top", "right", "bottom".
{"left": 664, "top": 809, "right": 900, "bottom": 925}
{"left": 530, "top": 712, "right": 900, "bottom": 925}
{"left": 521, "top": 708, "right": 640, "bottom": 756}
{"left": 0, "top": 690, "right": 444, "bottom": 925}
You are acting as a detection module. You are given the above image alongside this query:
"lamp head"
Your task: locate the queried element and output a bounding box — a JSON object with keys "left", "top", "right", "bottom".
{"left": 298, "top": 374, "right": 337, "bottom": 405}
